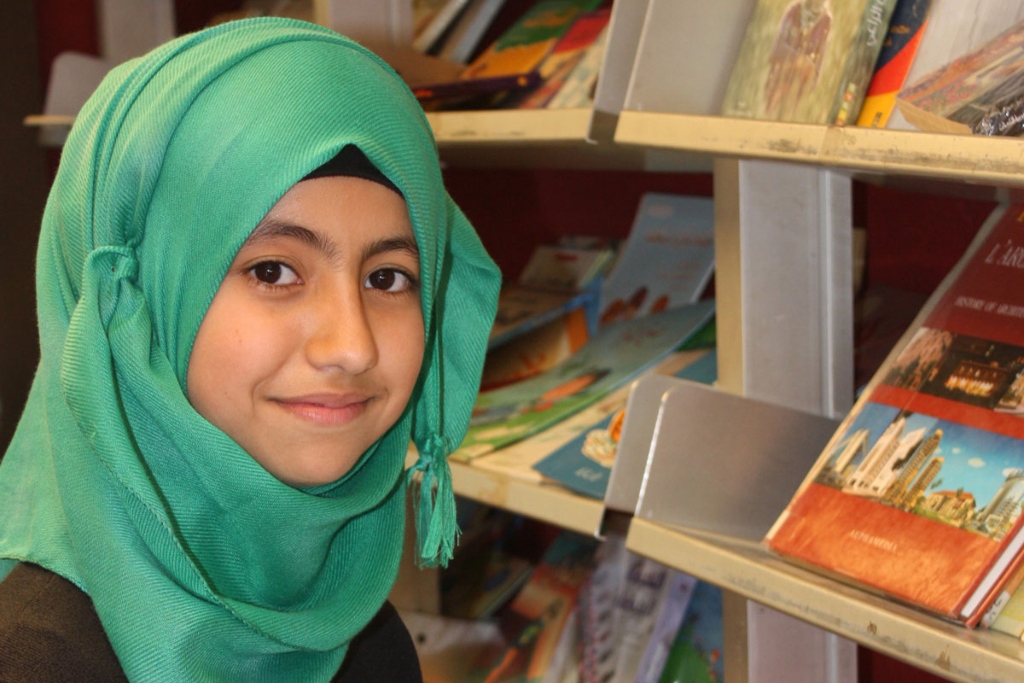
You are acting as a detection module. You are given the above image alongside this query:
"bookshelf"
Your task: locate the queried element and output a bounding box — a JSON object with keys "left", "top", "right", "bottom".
{"left": 24, "top": 1, "right": 1024, "bottom": 681}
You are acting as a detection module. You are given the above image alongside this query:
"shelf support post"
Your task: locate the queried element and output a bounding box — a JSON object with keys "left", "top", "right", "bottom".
{"left": 714, "top": 157, "right": 854, "bottom": 418}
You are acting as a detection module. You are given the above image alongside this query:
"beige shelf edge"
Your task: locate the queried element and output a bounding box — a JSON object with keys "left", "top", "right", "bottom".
{"left": 427, "top": 108, "right": 592, "bottom": 145}
{"left": 626, "top": 517, "right": 1024, "bottom": 683}
{"left": 614, "top": 111, "right": 1024, "bottom": 187}
{"left": 449, "top": 459, "right": 604, "bottom": 537}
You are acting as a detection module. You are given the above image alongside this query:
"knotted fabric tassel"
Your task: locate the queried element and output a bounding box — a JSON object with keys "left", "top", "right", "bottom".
{"left": 408, "top": 433, "right": 460, "bottom": 567}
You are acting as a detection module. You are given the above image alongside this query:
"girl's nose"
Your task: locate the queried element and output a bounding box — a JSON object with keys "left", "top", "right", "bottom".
{"left": 305, "top": 286, "right": 378, "bottom": 375}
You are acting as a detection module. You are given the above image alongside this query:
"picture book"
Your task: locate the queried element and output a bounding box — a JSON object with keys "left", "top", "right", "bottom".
{"left": 466, "top": 531, "right": 598, "bottom": 683}
{"left": 454, "top": 300, "right": 716, "bottom": 461}
{"left": 721, "top": 0, "right": 899, "bottom": 124}
{"left": 469, "top": 350, "right": 712, "bottom": 488}
{"left": 598, "top": 194, "right": 715, "bottom": 326}
{"left": 481, "top": 305, "right": 592, "bottom": 391}
{"left": 654, "top": 581, "right": 724, "bottom": 683}
{"left": 514, "top": 9, "right": 611, "bottom": 110}
{"left": 886, "top": 0, "right": 1024, "bottom": 130}
{"left": 855, "top": 0, "right": 933, "bottom": 127}
{"left": 489, "top": 283, "right": 599, "bottom": 351}
{"left": 895, "top": 17, "right": 1024, "bottom": 135}
{"left": 517, "top": 243, "right": 614, "bottom": 293}
{"left": 767, "top": 204, "right": 1024, "bottom": 624}
{"left": 531, "top": 348, "right": 718, "bottom": 501}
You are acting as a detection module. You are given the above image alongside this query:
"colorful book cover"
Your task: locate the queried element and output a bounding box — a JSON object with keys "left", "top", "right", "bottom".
{"left": 768, "top": 205, "right": 1024, "bottom": 623}
{"left": 545, "top": 24, "right": 608, "bottom": 109}
{"left": 855, "top": 0, "right": 933, "bottom": 127}
{"left": 531, "top": 348, "right": 718, "bottom": 500}
{"left": 655, "top": 581, "right": 724, "bottom": 683}
{"left": 466, "top": 531, "right": 598, "bottom": 683}
{"left": 598, "top": 194, "right": 715, "bottom": 326}
{"left": 515, "top": 9, "right": 611, "bottom": 109}
{"left": 460, "top": 0, "right": 602, "bottom": 81}
{"left": 481, "top": 306, "right": 592, "bottom": 392}
{"left": 489, "top": 282, "right": 599, "bottom": 351}
{"left": 896, "top": 17, "right": 1024, "bottom": 135}
{"left": 721, "top": 0, "right": 899, "bottom": 124}
{"left": 454, "top": 300, "right": 716, "bottom": 461}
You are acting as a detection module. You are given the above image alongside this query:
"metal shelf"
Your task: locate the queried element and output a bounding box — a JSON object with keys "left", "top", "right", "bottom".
{"left": 626, "top": 518, "right": 1024, "bottom": 683}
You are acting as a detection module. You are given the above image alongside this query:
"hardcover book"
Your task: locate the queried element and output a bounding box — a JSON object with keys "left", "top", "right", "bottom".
{"left": 895, "top": 17, "right": 1024, "bottom": 135}
{"left": 721, "top": 0, "right": 898, "bottom": 124}
{"left": 767, "top": 204, "right": 1024, "bottom": 624}
{"left": 855, "top": 0, "right": 933, "bottom": 127}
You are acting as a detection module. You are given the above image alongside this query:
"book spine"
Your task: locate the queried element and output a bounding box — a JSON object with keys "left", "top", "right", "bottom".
{"left": 830, "top": 0, "right": 901, "bottom": 125}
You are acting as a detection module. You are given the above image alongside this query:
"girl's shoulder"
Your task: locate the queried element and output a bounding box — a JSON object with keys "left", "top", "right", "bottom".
{"left": 0, "top": 562, "right": 128, "bottom": 682}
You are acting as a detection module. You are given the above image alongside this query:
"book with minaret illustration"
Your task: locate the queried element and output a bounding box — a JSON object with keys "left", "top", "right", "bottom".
{"left": 767, "top": 203, "right": 1024, "bottom": 626}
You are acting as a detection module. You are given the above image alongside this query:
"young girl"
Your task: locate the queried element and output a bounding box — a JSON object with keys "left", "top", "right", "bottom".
{"left": 0, "top": 17, "right": 500, "bottom": 682}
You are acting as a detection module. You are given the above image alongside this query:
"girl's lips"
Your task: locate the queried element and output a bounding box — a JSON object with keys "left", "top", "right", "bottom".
{"left": 271, "top": 394, "right": 372, "bottom": 426}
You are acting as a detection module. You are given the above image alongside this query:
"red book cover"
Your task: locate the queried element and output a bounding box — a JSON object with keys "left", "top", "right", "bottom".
{"left": 767, "top": 205, "right": 1024, "bottom": 624}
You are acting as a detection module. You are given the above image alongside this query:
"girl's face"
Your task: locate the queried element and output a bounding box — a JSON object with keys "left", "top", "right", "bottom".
{"left": 186, "top": 176, "right": 425, "bottom": 487}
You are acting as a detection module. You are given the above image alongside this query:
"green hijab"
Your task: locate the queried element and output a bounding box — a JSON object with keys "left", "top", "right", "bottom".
{"left": 0, "top": 17, "right": 499, "bottom": 682}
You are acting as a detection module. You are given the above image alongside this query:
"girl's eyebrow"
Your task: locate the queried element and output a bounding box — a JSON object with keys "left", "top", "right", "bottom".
{"left": 243, "top": 220, "right": 420, "bottom": 264}
{"left": 245, "top": 219, "right": 338, "bottom": 261}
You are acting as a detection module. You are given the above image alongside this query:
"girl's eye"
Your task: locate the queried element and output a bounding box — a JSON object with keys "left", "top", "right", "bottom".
{"left": 365, "top": 268, "right": 416, "bottom": 293}
{"left": 250, "top": 261, "right": 300, "bottom": 286}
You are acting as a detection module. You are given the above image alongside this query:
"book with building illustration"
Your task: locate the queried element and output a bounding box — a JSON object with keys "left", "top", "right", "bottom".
{"left": 767, "top": 204, "right": 1024, "bottom": 625}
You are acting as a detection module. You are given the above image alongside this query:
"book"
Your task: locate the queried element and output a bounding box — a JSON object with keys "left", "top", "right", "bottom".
{"left": 577, "top": 533, "right": 627, "bottom": 683}
{"left": 598, "top": 194, "right": 715, "bottom": 326}
{"left": 991, "top": 558, "right": 1024, "bottom": 636}
{"left": 454, "top": 300, "right": 716, "bottom": 461}
{"left": 895, "top": 17, "right": 1024, "bottom": 135}
{"left": 544, "top": 24, "right": 608, "bottom": 109}
{"left": 489, "top": 283, "right": 600, "bottom": 351}
{"left": 608, "top": 554, "right": 676, "bottom": 683}
{"left": 531, "top": 348, "right": 717, "bottom": 501}
{"left": 482, "top": 305, "right": 592, "bottom": 392}
{"left": 468, "top": 351, "right": 713, "bottom": 488}
{"left": 654, "top": 581, "right": 725, "bottom": 683}
{"left": 721, "top": 0, "right": 899, "bottom": 124}
{"left": 885, "top": 0, "right": 1024, "bottom": 130}
{"left": 855, "top": 0, "right": 934, "bottom": 127}
{"left": 514, "top": 9, "right": 611, "bottom": 110}
{"left": 416, "top": 0, "right": 602, "bottom": 105}
{"left": 517, "top": 243, "right": 614, "bottom": 293}
{"left": 466, "top": 531, "right": 598, "bottom": 683}
{"left": 633, "top": 571, "right": 700, "bottom": 683}
{"left": 830, "top": 0, "right": 902, "bottom": 124}
{"left": 767, "top": 204, "right": 1024, "bottom": 624}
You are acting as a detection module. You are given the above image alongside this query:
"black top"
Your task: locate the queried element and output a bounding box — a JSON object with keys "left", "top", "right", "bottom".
{"left": 0, "top": 562, "right": 422, "bottom": 682}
